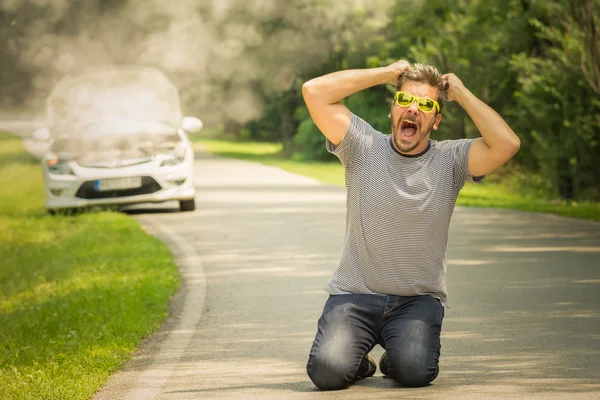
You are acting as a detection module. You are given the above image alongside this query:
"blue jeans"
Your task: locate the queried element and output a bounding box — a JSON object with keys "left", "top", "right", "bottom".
{"left": 306, "top": 294, "right": 444, "bottom": 390}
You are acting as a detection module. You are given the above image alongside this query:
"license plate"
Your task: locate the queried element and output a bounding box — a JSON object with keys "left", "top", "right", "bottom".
{"left": 95, "top": 177, "right": 142, "bottom": 191}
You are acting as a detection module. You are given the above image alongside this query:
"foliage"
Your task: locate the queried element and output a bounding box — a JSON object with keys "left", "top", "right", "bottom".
{"left": 293, "top": 117, "right": 332, "bottom": 161}
{"left": 509, "top": 0, "right": 600, "bottom": 200}
{"left": 282, "top": 0, "right": 600, "bottom": 201}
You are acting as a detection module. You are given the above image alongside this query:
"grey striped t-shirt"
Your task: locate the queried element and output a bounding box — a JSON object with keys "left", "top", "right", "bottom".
{"left": 325, "top": 113, "right": 483, "bottom": 307}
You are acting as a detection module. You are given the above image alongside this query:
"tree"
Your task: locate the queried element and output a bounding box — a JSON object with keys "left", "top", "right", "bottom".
{"left": 510, "top": 0, "right": 600, "bottom": 200}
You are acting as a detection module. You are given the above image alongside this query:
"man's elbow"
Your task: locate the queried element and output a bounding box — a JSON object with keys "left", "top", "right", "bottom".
{"left": 302, "top": 81, "right": 316, "bottom": 102}
{"left": 508, "top": 135, "right": 521, "bottom": 157}
{"left": 492, "top": 134, "right": 520, "bottom": 164}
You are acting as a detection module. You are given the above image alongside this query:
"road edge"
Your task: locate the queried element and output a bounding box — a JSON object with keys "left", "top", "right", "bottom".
{"left": 92, "top": 216, "right": 207, "bottom": 400}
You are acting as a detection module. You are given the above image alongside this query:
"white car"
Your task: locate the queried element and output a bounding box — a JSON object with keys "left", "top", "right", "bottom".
{"left": 36, "top": 66, "right": 202, "bottom": 214}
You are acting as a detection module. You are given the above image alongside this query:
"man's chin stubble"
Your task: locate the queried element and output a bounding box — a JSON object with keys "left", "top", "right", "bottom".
{"left": 394, "top": 136, "right": 420, "bottom": 153}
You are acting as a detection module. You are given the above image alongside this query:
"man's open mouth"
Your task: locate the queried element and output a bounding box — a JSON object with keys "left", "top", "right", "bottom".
{"left": 400, "top": 120, "right": 418, "bottom": 138}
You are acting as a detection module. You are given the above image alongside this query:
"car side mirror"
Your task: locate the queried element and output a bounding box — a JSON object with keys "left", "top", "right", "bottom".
{"left": 33, "top": 127, "right": 50, "bottom": 142}
{"left": 181, "top": 116, "right": 203, "bottom": 133}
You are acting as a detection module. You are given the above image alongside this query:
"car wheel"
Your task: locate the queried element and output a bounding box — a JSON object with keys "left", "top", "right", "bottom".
{"left": 179, "top": 199, "right": 196, "bottom": 212}
{"left": 47, "top": 208, "right": 57, "bottom": 216}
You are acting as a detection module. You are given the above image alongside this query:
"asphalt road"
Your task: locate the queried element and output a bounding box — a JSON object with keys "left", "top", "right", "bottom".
{"left": 84, "top": 148, "right": 600, "bottom": 400}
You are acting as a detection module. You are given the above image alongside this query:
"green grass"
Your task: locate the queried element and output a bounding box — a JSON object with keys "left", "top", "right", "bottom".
{"left": 0, "top": 133, "right": 180, "bottom": 399}
{"left": 194, "top": 138, "right": 600, "bottom": 222}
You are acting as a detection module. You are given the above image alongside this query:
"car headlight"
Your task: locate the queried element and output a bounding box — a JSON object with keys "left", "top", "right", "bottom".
{"left": 160, "top": 147, "right": 187, "bottom": 167}
{"left": 46, "top": 156, "right": 74, "bottom": 175}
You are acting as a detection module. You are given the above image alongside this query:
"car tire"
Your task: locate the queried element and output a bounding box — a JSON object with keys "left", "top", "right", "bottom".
{"left": 47, "top": 208, "right": 57, "bottom": 216}
{"left": 179, "top": 199, "right": 196, "bottom": 212}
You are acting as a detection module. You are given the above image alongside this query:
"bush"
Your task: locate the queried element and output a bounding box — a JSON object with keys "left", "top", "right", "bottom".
{"left": 293, "top": 118, "right": 335, "bottom": 161}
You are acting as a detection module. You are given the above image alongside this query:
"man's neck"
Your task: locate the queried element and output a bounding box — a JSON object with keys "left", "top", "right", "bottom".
{"left": 390, "top": 137, "right": 431, "bottom": 158}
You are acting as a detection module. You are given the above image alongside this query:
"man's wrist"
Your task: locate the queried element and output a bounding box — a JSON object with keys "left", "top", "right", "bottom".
{"left": 453, "top": 86, "right": 473, "bottom": 106}
{"left": 376, "top": 66, "right": 400, "bottom": 86}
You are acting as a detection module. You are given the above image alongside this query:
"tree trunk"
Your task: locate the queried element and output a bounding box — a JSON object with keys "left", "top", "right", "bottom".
{"left": 569, "top": 0, "right": 600, "bottom": 95}
{"left": 224, "top": 121, "right": 242, "bottom": 138}
{"left": 558, "top": 170, "right": 575, "bottom": 200}
{"left": 455, "top": 113, "right": 466, "bottom": 139}
{"left": 279, "top": 90, "right": 297, "bottom": 158}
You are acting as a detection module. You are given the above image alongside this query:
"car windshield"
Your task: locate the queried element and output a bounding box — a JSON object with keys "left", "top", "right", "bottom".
{"left": 47, "top": 66, "right": 182, "bottom": 137}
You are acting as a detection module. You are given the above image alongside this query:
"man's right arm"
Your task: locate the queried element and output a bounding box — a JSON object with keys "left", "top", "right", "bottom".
{"left": 301, "top": 61, "right": 410, "bottom": 146}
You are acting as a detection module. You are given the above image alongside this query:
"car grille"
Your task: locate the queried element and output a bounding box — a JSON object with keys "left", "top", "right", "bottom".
{"left": 75, "top": 176, "right": 161, "bottom": 199}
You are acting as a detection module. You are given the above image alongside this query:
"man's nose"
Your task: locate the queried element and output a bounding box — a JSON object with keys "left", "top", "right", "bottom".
{"left": 407, "top": 100, "right": 420, "bottom": 115}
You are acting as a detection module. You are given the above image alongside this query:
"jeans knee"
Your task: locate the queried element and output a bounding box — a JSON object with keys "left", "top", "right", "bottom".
{"left": 398, "top": 369, "right": 435, "bottom": 387}
{"left": 306, "top": 353, "right": 354, "bottom": 391}
{"left": 387, "top": 355, "right": 438, "bottom": 387}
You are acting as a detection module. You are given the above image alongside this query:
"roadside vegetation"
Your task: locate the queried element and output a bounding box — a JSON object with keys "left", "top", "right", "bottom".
{"left": 193, "top": 137, "right": 600, "bottom": 222}
{"left": 0, "top": 133, "right": 180, "bottom": 399}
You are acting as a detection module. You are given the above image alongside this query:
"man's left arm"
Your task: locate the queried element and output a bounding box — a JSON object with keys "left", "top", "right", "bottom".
{"left": 443, "top": 73, "right": 521, "bottom": 177}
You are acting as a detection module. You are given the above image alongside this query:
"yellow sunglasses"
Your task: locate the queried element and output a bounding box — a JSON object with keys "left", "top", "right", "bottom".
{"left": 394, "top": 91, "right": 440, "bottom": 113}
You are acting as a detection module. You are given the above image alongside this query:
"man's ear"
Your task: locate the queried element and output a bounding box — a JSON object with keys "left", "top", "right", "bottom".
{"left": 432, "top": 113, "right": 442, "bottom": 130}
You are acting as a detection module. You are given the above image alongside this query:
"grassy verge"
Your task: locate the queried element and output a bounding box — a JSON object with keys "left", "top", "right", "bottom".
{"left": 193, "top": 138, "right": 600, "bottom": 222}
{"left": 0, "top": 133, "right": 180, "bottom": 399}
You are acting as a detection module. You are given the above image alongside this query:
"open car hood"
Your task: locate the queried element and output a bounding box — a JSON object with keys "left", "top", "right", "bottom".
{"left": 50, "top": 121, "right": 182, "bottom": 166}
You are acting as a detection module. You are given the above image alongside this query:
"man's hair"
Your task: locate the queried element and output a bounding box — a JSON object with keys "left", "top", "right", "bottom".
{"left": 395, "top": 63, "right": 447, "bottom": 113}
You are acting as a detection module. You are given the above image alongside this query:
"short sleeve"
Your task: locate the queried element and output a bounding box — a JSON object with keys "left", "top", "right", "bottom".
{"left": 326, "top": 113, "right": 375, "bottom": 167}
{"left": 449, "top": 139, "right": 485, "bottom": 189}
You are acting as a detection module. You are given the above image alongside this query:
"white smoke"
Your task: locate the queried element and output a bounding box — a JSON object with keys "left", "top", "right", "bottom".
{"left": 2, "top": 0, "right": 394, "bottom": 126}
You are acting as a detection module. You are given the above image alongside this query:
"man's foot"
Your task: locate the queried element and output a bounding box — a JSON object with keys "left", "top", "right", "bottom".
{"left": 355, "top": 354, "right": 377, "bottom": 380}
{"left": 379, "top": 352, "right": 389, "bottom": 376}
